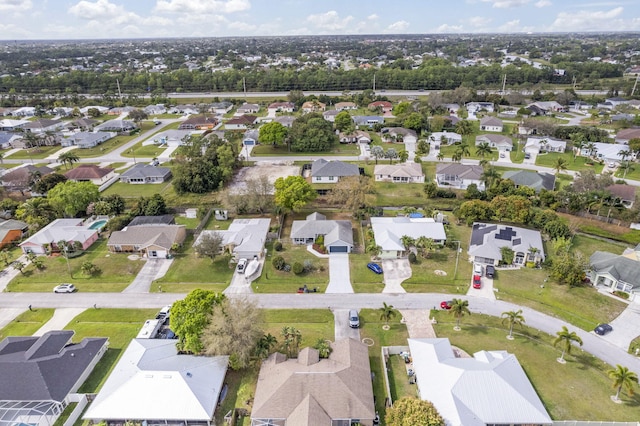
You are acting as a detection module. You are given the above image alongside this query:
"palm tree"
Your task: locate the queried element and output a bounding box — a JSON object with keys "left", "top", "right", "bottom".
{"left": 607, "top": 364, "right": 638, "bottom": 402}
{"left": 501, "top": 310, "right": 525, "bottom": 339}
{"left": 436, "top": 152, "right": 444, "bottom": 161}
{"left": 475, "top": 142, "right": 492, "bottom": 159}
{"left": 618, "top": 149, "right": 631, "bottom": 162}
{"left": 370, "top": 145, "right": 384, "bottom": 164}
{"left": 449, "top": 298, "right": 470, "bottom": 330}
{"left": 400, "top": 235, "right": 415, "bottom": 253}
{"left": 58, "top": 151, "right": 80, "bottom": 169}
{"left": 379, "top": 302, "right": 397, "bottom": 327}
{"left": 458, "top": 142, "right": 471, "bottom": 158}
{"left": 385, "top": 148, "right": 398, "bottom": 164}
{"left": 619, "top": 160, "right": 634, "bottom": 179}
{"left": 398, "top": 150, "right": 409, "bottom": 163}
{"left": 416, "top": 236, "right": 435, "bottom": 258}
{"left": 553, "top": 326, "right": 583, "bottom": 363}
{"left": 553, "top": 157, "right": 568, "bottom": 175}
{"left": 255, "top": 333, "right": 278, "bottom": 359}
{"left": 585, "top": 142, "right": 597, "bottom": 158}
{"left": 366, "top": 243, "right": 382, "bottom": 258}
{"left": 280, "top": 326, "right": 302, "bottom": 358}
{"left": 451, "top": 150, "right": 463, "bottom": 162}
{"left": 569, "top": 133, "right": 585, "bottom": 161}
{"left": 481, "top": 166, "right": 500, "bottom": 187}
{"left": 313, "top": 338, "right": 332, "bottom": 358}
{"left": 0, "top": 152, "right": 3, "bottom": 164}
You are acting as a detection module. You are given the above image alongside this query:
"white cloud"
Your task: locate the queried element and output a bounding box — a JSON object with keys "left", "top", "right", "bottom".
{"left": 367, "top": 14, "right": 379, "bottom": 20}
{"left": 432, "top": 23, "right": 464, "bottom": 33}
{"left": 228, "top": 21, "right": 257, "bottom": 32}
{"left": 306, "top": 10, "right": 354, "bottom": 31}
{"left": 154, "top": 0, "right": 250, "bottom": 14}
{"left": 481, "top": 0, "right": 530, "bottom": 8}
{"left": 468, "top": 16, "right": 493, "bottom": 27}
{"left": 68, "top": 0, "right": 133, "bottom": 20}
{"left": 498, "top": 19, "right": 533, "bottom": 31}
{"left": 0, "top": 0, "right": 31, "bottom": 12}
{"left": 383, "top": 20, "right": 410, "bottom": 33}
{"left": 535, "top": 0, "right": 552, "bottom": 7}
{"left": 549, "top": 6, "right": 628, "bottom": 31}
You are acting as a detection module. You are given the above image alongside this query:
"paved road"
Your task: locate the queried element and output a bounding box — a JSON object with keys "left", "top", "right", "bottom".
{"left": 1, "top": 291, "right": 638, "bottom": 375}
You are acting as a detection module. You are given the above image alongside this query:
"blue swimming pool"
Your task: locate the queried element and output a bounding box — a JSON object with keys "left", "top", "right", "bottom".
{"left": 88, "top": 219, "right": 107, "bottom": 230}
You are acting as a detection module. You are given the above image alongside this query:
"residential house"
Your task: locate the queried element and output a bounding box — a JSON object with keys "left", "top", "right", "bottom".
{"left": 178, "top": 115, "right": 218, "bottom": 130}
{"left": 79, "top": 105, "right": 109, "bottom": 115}
{"left": 311, "top": 159, "right": 359, "bottom": 183}
{"left": 408, "top": 338, "right": 552, "bottom": 426}
{"left": 0, "top": 331, "right": 108, "bottom": 426}
{"left": 12, "top": 106, "right": 36, "bottom": 117}
{"left": 374, "top": 162, "right": 425, "bottom": 183}
{"left": 107, "top": 106, "right": 136, "bottom": 116}
{"left": 527, "top": 101, "right": 565, "bottom": 115}
{"left": 151, "top": 129, "right": 193, "bottom": 147}
{"left": 243, "top": 129, "right": 259, "bottom": 146}
{"left": 19, "top": 218, "right": 99, "bottom": 254}
{"left": 611, "top": 113, "right": 636, "bottom": 122}
{"left": 107, "top": 225, "right": 187, "bottom": 258}
{"left": 64, "top": 165, "right": 116, "bottom": 186}
{"left": 580, "top": 142, "right": 628, "bottom": 163}
{"left": 210, "top": 101, "right": 234, "bottom": 114}
{"left": 335, "top": 101, "right": 357, "bottom": 111}
{"left": 435, "top": 163, "right": 484, "bottom": 190}
{"left": 67, "top": 118, "right": 98, "bottom": 131}
{"left": 21, "top": 119, "right": 64, "bottom": 134}
{"left": 503, "top": 170, "right": 556, "bottom": 193}
{"left": 614, "top": 128, "right": 640, "bottom": 144}
{"left": 61, "top": 132, "right": 114, "bottom": 148}
{"left": 322, "top": 109, "right": 340, "bottom": 122}
{"left": 443, "top": 103, "right": 460, "bottom": 114}
{"left": 84, "top": 339, "right": 228, "bottom": 425}
{"left": 468, "top": 222, "right": 545, "bottom": 266}
{"left": 1, "top": 165, "right": 54, "bottom": 192}
{"left": 95, "top": 119, "right": 137, "bottom": 133}
{"left": 0, "top": 119, "right": 29, "bottom": 131}
{"left": 475, "top": 134, "right": 513, "bottom": 151}
{"left": 382, "top": 127, "right": 417, "bottom": 144}
{"left": 194, "top": 218, "right": 271, "bottom": 260}
{"left": 290, "top": 212, "right": 353, "bottom": 253}
{"left": 0, "top": 131, "right": 21, "bottom": 149}
{"left": 268, "top": 102, "right": 295, "bottom": 113}
{"left": 524, "top": 136, "right": 566, "bottom": 154}
{"left": 465, "top": 102, "right": 495, "bottom": 114}
{"left": 251, "top": 339, "right": 376, "bottom": 426}
{"left": 237, "top": 103, "right": 260, "bottom": 114}
{"left": 429, "top": 131, "right": 462, "bottom": 146}
{"left": 606, "top": 184, "right": 635, "bottom": 208}
{"left": 143, "top": 104, "right": 166, "bottom": 116}
{"left": 368, "top": 100, "right": 393, "bottom": 114}
{"left": 0, "top": 219, "right": 28, "bottom": 249}
{"left": 479, "top": 116, "right": 504, "bottom": 132}
{"left": 301, "top": 101, "right": 326, "bottom": 113}
{"left": 590, "top": 249, "right": 640, "bottom": 297}
{"left": 339, "top": 130, "right": 371, "bottom": 144}
{"left": 601, "top": 97, "right": 630, "bottom": 109}
{"left": 274, "top": 116, "right": 295, "bottom": 128}
{"left": 352, "top": 115, "right": 384, "bottom": 128}
{"left": 128, "top": 215, "right": 175, "bottom": 227}
{"left": 120, "top": 163, "right": 172, "bottom": 184}
{"left": 225, "top": 115, "right": 257, "bottom": 130}
{"left": 370, "top": 217, "right": 446, "bottom": 259}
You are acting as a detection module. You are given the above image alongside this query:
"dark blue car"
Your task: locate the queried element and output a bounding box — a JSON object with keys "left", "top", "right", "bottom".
{"left": 367, "top": 262, "right": 383, "bottom": 274}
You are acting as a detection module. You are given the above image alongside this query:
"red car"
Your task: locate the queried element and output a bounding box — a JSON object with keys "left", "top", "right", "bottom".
{"left": 440, "top": 300, "right": 452, "bottom": 310}
{"left": 473, "top": 274, "right": 482, "bottom": 289}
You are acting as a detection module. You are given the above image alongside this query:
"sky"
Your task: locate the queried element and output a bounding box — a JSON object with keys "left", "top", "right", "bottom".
{"left": 1, "top": 0, "right": 640, "bottom": 40}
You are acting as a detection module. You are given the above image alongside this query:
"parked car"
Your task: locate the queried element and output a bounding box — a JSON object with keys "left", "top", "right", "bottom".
{"left": 499, "top": 152, "right": 505, "bottom": 158}
{"left": 156, "top": 305, "right": 171, "bottom": 320}
{"left": 53, "top": 283, "right": 76, "bottom": 293}
{"left": 524, "top": 153, "right": 531, "bottom": 159}
{"left": 440, "top": 300, "right": 452, "bottom": 310}
{"left": 608, "top": 162, "right": 616, "bottom": 168}
{"left": 485, "top": 265, "right": 495, "bottom": 279}
{"left": 473, "top": 263, "right": 483, "bottom": 275}
{"left": 367, "top": 262, "right": 383, "bottom": 274}
{"left": 594, "top": 323, "right": 613, "bottom": 335}
{"left": 473, "top": 274, "right": 482, "bottom": 289}
{"left": 349, "top": 309, "right": 360, "bottom": 328}
{"left": 236, "top": 258, "right": 248, "bottom": 274}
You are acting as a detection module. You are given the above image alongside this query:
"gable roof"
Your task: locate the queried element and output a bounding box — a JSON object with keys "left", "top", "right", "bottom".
{"left": 84, "top": 339, "right": 228, "bottom": 422}
{"left": 195, "top": 218, "right": 270, "bottom": 254}
{"left": 291, "top": 214, "right": 353, "bottom": 247}
{"left": 591, "top": 251, "right": 640, "bottom": 288}
{"left": 64, "top": 164, "right": 113, "bottom": 180}
{"left": 251, "top": 339, "right": 375, "bottom": 424}
{"left": 226, "top": 115, "right": 257, "bottom": 125}
{"left": 20, "top": 219, "right": 97, "bottom": 247}
{"left": 436, "top": 163, "right": 483, "bottom": 180}
{"left": 468, "top": 222, "right": 545, "bottom": 261}
{"left": 374, "top": 162, "right": 424, "bottom": 178}
{"left": 503, "top": 170, "right": 556, "bottom": 192}
{"left": 1, "top": 165, "right": 54, "bottom": 188}
{"left": 108, "top": 225, "right": 185, "bottom": 250}
{"left": 0, "top": 330, "right": 107, "bottom": 402}
{"left": 370, "top": 217, "right": 446, "bottom": 251}
{"left": 0, "top": 219, "right": 28, "bottom": 242}
{"left": 21, "top": 119, "right": 62, "bottom": 130}
{"left": 409, "top": 338, "right": 552, "bottom": 426}
{"left": 476, "top": 134, "right": 512, "bottom": 147}
{"left": 120, "top": 163, "right": 172, "bottom": 180}
{"left": 178, "top": 115, "right": 217, "bottom": 128}
{"left": 480, "top": 116, "right": 503, "bottom": 127}
{"left": 606, "top": 184, "right": 635, "bottom": 202}
{"left": 311, "top": 159, "right": 359, "bottom": 178}
{"left": 615, "top": 128, "right": 640, "bottom": 141}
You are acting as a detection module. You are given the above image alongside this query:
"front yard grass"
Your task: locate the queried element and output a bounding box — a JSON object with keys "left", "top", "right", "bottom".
{"left": 65, "top": 308, "right": 157, "bottom": 393}
{"left": 261, "top": 309, "right": 334, "bottom": 350}
{"left": 101, "top": 181, "right": 172, "bottom": 198}
{"left": 351, "top": 253, "right": 385, "bottom": 293}
{"left": 0, "top": 309, "right": 55, "bottom": 339}
{"left": 5, "top": 145, "right": 61, "bottom": 160}
{"left": 6, "top": 239, "right": 144, "bottom": 292}
{"left": 439, "top": 143, "right": 500, "bottom": 161}
{"left": 535, "top": 152, "right": 604, "bottom": 173}
{"left": 372, "top": 181, "right": 426, "bottom": 206}
{"left": 250, "top": 143, "right": 360, "bottom": 156}
{"left": 433, "top": 312, "right": 640, "bottom": 421}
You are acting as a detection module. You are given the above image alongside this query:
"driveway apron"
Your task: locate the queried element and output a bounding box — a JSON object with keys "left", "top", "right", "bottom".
{"left": 123, "top": 258, "right": 174, "bottom": 293}
{"left": 33, "top": 308, "right": 86, "bottom": 336}
{"left": 333, "top": 309, "right": 361, "bottom": 341}
{"left": 326, "top": 254, "right": 354, "bottom": 294}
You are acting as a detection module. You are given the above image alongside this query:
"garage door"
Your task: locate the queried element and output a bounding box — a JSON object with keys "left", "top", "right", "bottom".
{"left": 329, "top": 246, "right": 348, "bottom": 253}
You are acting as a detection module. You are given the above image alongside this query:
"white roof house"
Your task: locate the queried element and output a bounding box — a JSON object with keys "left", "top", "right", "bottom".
{"left": 408, "top": 338, "right": 552, "bottom": 426}
{"left": 524, "top": 137, "right": 566, "bottom": 154}
{"left": 468, "top": 222, "right": 545, "bottom": 266}
{"left": 84, "top": 339, "right": 229, "bottom": 424}
{"left": 580, "top": 142, "right": 628, "bottom": 163}
{"left": 429, "top": 131, "right": 462, "bottom": 145}
{"left": 194, "top": 218, "right": 271, "bottom": 260}
{"left": 370, "top": 217, "right": 446, "bottom": 259}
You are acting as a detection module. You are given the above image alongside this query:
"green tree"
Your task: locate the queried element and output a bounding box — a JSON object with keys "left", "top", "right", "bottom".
{"left": 16, "top": 197, "right": 57, "bottom": 230}
{"left": 47, "top": 181, "right": 99, "bottom": 218}
{"left": 289, "top": 113, "right": 338, "bottom": 152}
{"left": 475, "top": 142, "right": 492, "bottom": 159}
{"left": 379, "top": 302, "right": 397, "bottom": 326}
{"left": 550, "top": 251, "right": 587, "bottom": 287}
{"left": 326, "top": 175, "right": 374, "bottom": 211}
{"left": 500, "top": 246, "right": 515, "bottom": 265}
{"left": 501, "top": 310, "right": 525, "bottom": 339}
{"left": 449, "top": 298, "right": 470, "bottom": 330}
{"left": 480, "top": 166, "right": 500, "bottom": 188}
{"left": 334, "top": 111, "right": 354, "bottom": 132}
{"left": 416, "top": 236, "right": 436, "bottom": 258}
{"left": 398, "top": 150, "right": 409, "bottom": 163}
{"left": 57, "top": 151, "right": 80, "bottom": 169}
{"left": 31, "top": 173, "right": 67, "bottom": 194}
{"left": 259, "top": 121, "right": 289, "bottom": 146}
{"left": 553, "top": 326, "right": 583, "bottom": 363}
{"left": 255, "top": 333, "right": 278, "bottom": 359}
{"left": 194, "top": 233, "right": 224, "bottom": 262}
{"left": 385, "top": 397, "right": 444, "bottom": 426}
{"left": 455, "top": 120, "right": 474, "bottom": 136}
{"left": 171, "top": 289, "right": 226, "bottom": 354}
{"left": 274, "top": 175, "right": 316, "bottom": 212}
{"left": 313, "top": 338, "right": 333, "bottom": 358}
{"left": 11, "top": 260, "right": 25, "bottom": 275}
{"left": 608, "top": 364, "right": 638, "bottom": 402}
{"left": 403, "top": 112, "right": 424, "bottom": 132}
{"left": 436, "top": 152, "right": 444, "bottom": 161}
{"left": 553, "top": 157, "right": 568, "bottom": 174}
{"left": 0, "top": 251, "right": 11, "bottom": 267}
{"left": 80, "top": 261, "right": 100, "bottom": 277}
{"left": 370, "top": 145, "right": 384, "bottom": 164}
{"left": 128, "top": 108, "right": 148, "bottom": 123}
{"left": 280, "top": 326, "right": 302, "bottom": 358}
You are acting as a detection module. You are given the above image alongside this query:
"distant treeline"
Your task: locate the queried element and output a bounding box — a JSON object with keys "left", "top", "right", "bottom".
{"left": 0, "top": 59, "right": 623, "bottom": 95}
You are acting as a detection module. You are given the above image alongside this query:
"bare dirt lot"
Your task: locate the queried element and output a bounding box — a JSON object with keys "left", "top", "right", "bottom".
{"left": 228, "top": 161, "right": 301, "bottom": 194}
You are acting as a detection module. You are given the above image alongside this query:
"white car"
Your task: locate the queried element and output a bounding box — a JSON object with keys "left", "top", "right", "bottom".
{"left": 53, "top": 283, "right": 76, "bottom": 293}
{"left": 473, "top": 263, "right": 484, "bottom": 275}
{"left": 236, "top": 258, "right": 248, "bottom": 274}
{"left": 608, "top": 162, "right": 616, "bottom": 168}
{"left": 499, "top": 152, "right": 505, "bottom": 158}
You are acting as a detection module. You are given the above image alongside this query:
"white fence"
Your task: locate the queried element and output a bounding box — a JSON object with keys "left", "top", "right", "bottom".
{"left": 64, "top": 394, "right": 88, "bottom": 426}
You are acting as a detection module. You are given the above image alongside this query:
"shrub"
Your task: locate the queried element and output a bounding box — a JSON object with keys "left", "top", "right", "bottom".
{"left": 272, "top": 255, "right": 286, "bottom": 270}
{"left": 273, "top": 241, "right": 283, "bottom": 251}
{"left": 315, "top": 235, "right": 324, "bottom": 245}
{"left": 292, "top": 262, "right": 304, "bottom": 275}
{"left": 303, "top": 259, "right": 315, "bottom": 273}
{"left": 613, "top": 290, "right": 629, "bottom": 300}
{"left": 408, "top": 252, "right": 418, "bottom": 264}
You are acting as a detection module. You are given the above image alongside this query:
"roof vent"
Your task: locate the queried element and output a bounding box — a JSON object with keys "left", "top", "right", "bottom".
{"left": 186, "top": 372, "right": 192, "bottom": 377}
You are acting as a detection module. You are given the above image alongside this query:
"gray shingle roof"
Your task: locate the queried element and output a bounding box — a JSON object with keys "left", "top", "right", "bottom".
{"left": 590, "top": 251, "right": 640, "bottom": 288}
{"left": 436, "top": 163, "right": 483, "bottom": 180}
{"left": 311, "top": 159, "right": 359, "bottom": 178}
{"left": 503, "top": 170, "right": 555, "bottom": 192}
{"left": 291, "top": 214, "right": 353, "bottom": 247}
{"left": 108, "top": 225, "right": 185, "bottom": 250}
{"left": 120, "top": 163, "right": 172, "bottom": 180}
{"left": 468, "top": 222, "right": 545, "bottom": 262}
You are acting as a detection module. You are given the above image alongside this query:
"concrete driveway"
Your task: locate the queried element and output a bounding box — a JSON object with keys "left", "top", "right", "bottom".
{"left": 466, "top": 275, "right": 496, "bottom": 300}
{"left": 602, "top": 301, "right": 640, "bottom": 350}
{"left": 33, "top": 308, "right": 86, "bottom": 336}
{"left": 224, "top": 258, "right": 262, "bottom": 294}
{"left": 326, "top": 254, "right": 354, "bottom": 293}
{"left": 0, "top": 308, "right": 26, "bottom": 329}
{"left": 123, "top": 258, "right": 174, "bottom": 293}
{"left": 382, "top": 259, "right": 411, "bottom": 293}
{"left": 333, "top": 309, "right": 361, "bottom": 341}
{"left": 496, "top": 152, "right": 512, "bottom": 164}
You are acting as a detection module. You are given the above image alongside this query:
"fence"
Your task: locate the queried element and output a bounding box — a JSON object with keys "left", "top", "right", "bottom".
{"left": 381, "top": 345, "right": 410, "bottom": 408}
{"left": 63, "top": 394, "right": 88, "bottom": 426}
{"left": 557, "top": 208, "right": 627, "bottom": 227}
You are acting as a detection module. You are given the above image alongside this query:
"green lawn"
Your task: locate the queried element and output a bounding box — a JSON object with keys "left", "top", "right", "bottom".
{"left": 614, "top": 164, "right": 640, "bottom": 181}
{"left": 215, "top": 365, "right": 259, "bottom": 426}
{"left": 571, "top": 234, "right": 627, "bottom": 256}
{"left": 101, "top": 181, "right": 172, "bottom": 198}
{"left": 261, "top": 309, "right": 334, "bottom": 350}
{"left": 174, "top": 216, "right": 201, "bottom": 229}
{"left": 74, "top": 123, "right": 155, "bottom": 158}
{"left": 6, "top": 239, "right": 144, "bottom": 292}
{"left": 251, "top": 143, "right": 360, "bottom": 156}
{"left": 433, "top": 312, "right": 640, "bottom": 421}
{"left": 372, "top": 181, "right": 426, "bottom": 206}
{"left": 64, "top": 308, "right": 157, "bottom": 393}
{"left": 5, "top": 145, "right": 61, "bottom": 160}
{"left": 351, "top": 253, "right": 385, "bottom": 293}
{"left": 0, "top": 309, "right": 55, "bottom": 339}
{"left": 439, "top": 143, "right": 500, "bottom": 161}
{"left": 535, "top": 152, "right": 604, "bottom": 173}
{"left": 388, "top": 354, "right": 419, "bottom": 401}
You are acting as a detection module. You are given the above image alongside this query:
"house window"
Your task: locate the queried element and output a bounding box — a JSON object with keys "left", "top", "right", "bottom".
{"left": 329, "top": 176, "right": 334, "bottom": 181}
